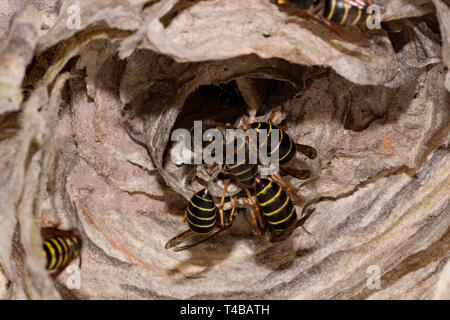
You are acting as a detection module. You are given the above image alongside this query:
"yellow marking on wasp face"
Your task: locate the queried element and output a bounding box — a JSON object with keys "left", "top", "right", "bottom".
{"left": 44, "top": 241, "right": 57, "bottom": 270}
{"left": 264, "top": 194, "right": 291, "bottom": 216}
{"left": 268, "top": 206, "right": 296, "bottom": 225}
{"left": 279, "top": 134, "right": 293, "bottom": 162}
{"left": 186, "top": 215, "right": 216, "bottom": 229}
{"left": 190, "top": 201, "right": 215, "bottom": 211}
{"left": 326, "top": 0, "right": 336, "bottom": 20}
{"left": 352, "top": 8, "right": 362, "bottom": 25}
{"left": 268, "top": 128, "right": 283, "bottom": 156}
{"left": 50, "top": 238, "right": 64, "bottom": 269}
{"left": 340, "top": 2, "right": 350, "bottom": 24}
{"left": 256, "top": 181, "right": 273, "bottom": 197}
{"left": 260, "top": 186, "right": 282, "bottom": 207}
{"left": 187, "top": 207, "right": 216, "bottom": 221}
{"left": 195, "top": 193, "right": 213, "bottom": 202}
{"left": 57, "top": 237, "right": 70, "bottom": 267}
{"left": 277, "top": 0, "right": 286, "bottom": 4}
{"left": 71, "top": 236, "right": 79, "bottom": 245}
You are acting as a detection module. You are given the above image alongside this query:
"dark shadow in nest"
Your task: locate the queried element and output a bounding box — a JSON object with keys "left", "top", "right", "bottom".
{"left": 166, "top": 234, "right": 235, "bottom": 280}
{"left": 0, "top": 111, "right": 21, "bottom": 143}
{"left": 341, "top": 74, "right": 425, "bottom": 132}
{"left": 172, "top": 80, "right": 247, "bottom": 130}
{"left": 166, "top": 209, "right": 254, "bottom": 280}
{"left": 383, "top": 13, "right": 442, "bottom": 58}
{"left": 290, "top": 66, "right": 425, "bottom": 133}
{"left": 169, "top": 76, "right": 301, "bottom": 137}
{"left": 250, "top": 78, "right": 301, "bottom": 117}
{"left": 254, "top": 241, "right": 317, "bottom": 272}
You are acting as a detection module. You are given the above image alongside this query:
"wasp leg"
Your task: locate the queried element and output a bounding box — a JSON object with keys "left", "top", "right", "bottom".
{"left": 243, "top": 198, "right": 263, "bottom": 236}
{"left": 270, "top": 174, "right": 302, "bottom": 205}
{"left": 280, "top": 167, "right": 311, "bottom": 180}
{"left": 296, "top": 143, "right": 317, "bottom": 159}
{"left": 244, "top": 187, "right": 265, "bottom": 229}
{"left": 225, "top": 195, "right": 238, "bottom": 227}
{"left": 296, "top": 208, "right": 320, "bottom": 246}
{"left": 268, "top": 111, "right": 276, "bottom": 125}
{"left": 218, "top": 179, "right": 231, "bottom": 228}
{"left": 221, "top": 166, "right": 233, "bottom": 175}
{"left": 207, "top": 163, "right": 217, "bottom": 176}
{"left": 267, "top": 112, "right": 288, "bottom": 131}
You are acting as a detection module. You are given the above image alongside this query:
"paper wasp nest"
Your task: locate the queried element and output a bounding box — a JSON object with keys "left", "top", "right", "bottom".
{"left": 0, "top": 0, "right": 449, "bottom": 299}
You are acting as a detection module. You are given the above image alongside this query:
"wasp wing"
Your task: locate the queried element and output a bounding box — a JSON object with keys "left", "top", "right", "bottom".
{"left": 173, "top": 229, "right": 224, "bottom": 252}
{"left": 280, "top": 167, "right": 311, "bottom": 180}
{"left": 165, "top": 229, "right": 196, "bottom": 249}
{"left": 165, "top": 228, "right": 224, "bottom": 251}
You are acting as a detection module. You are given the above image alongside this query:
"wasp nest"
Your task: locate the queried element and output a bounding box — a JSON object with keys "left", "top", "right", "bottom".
{"left": 0, "top": 0, "right": 449, "bottom": 299}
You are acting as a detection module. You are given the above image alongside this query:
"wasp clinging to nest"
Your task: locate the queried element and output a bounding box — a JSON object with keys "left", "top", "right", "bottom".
{"left": 165, "top": 187, "right": 239, "bottom": 251}
{"left": 275, "top": 0, "right": 385, "bottom": 44}
{"left": 41, "top": 227, "right": 82, "bottom": 278}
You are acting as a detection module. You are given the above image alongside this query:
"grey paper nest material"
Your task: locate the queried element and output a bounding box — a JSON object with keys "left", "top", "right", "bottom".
{"left": 0, "top": 0, "right": 449, "bottom": 300}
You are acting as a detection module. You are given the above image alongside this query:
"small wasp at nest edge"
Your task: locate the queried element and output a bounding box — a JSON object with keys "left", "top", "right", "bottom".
{"left": 275, "top": 0, "right": 385, "bottom": 44}
{"left": 40, "top": 226, "right": 82, "bottom": 278}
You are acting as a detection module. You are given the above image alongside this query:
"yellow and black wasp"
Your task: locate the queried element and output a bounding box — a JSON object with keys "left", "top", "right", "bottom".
{"left": 203, "top": 114, "right": 317, "bottom": 236}
{"left": 165, "top": 188, "right": 238, "bottom": 251}
{"left": 254, "top": 177, "right": 315, "bottom": 242}
{"left": 166, "top": 115, "right": 318, "bottom": 248}
{"left": 41, "top": 227, "right": 82, "bottom": 278}
{"left": 243, "top": 115, "right": 317, "bottom": 180}
{"left": 275, "top": 0, "right": 385, "bottom": 44}
{"left": 223, "top": 117, "right": 318, "bottom": 241}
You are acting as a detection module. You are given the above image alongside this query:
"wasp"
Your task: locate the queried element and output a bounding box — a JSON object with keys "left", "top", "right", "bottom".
{"left": 41, "top": 227, "right": 82, "bottom": 278}
{"left": 243, "top": 114, "right": 317, "bottom": 180}
{"left": 275, "top": 0, "right": 385, "bottom": 44}
{"left": 166, "top": 115, "right": 318, "bottom": 248}
{"left": 254, "top": 177, "right": 315, "bottom": 242}
{"left": 165, "top": 188, "right": 238, "bottom": 251}
{"left": 205, "top": 115, "right": 317, "bottom": 235}
{"left": 165, "top": 179, "right": 314, "bottom": 248}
